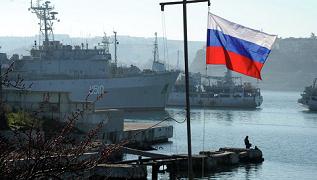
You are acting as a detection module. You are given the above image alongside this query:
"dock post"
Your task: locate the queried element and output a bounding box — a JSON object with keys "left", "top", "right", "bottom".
{"left": 152, "top": 164, "right": 159, "bottom": 180}
{"left": 169, "top": 162, "right": 177, "bottom": 180}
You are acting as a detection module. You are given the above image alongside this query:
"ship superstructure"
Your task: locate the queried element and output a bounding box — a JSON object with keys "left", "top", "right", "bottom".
{"left": 298, "top": 78, "right": 317, "bottom": 111}
{"left": 1, "top": 0, "right": 179, "bottom": 110}
{"left": 167, "top": 70, "right": 263, "bottom": 108}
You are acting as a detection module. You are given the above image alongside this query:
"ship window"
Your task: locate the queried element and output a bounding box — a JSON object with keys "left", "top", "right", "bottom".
{"left": 219, "top": 94, "right": 230, "bottom": 97}
{"left": 201, "top": 94, "right": 209, "bottom": 98}
{"left": 233, "top": 94, "right": 242, "bottom": 97}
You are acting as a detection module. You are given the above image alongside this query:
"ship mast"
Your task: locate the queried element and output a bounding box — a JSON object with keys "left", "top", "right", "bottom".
{"left": 153, "top": 32, "right": 160, "bottom": 63}
{"left": 176, "top": 50, "right": 180, "bottom": 70}
{"left": 113, "top": 31, "right": 119, "bottom": 66}
{"left": 29, "top": 0, "right": 59, "bottom": 48}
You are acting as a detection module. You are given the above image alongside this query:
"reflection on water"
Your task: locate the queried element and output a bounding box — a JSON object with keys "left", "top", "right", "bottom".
{"left": 167, "top": 107, "right": 259, "bottom": 125}
{"left": 299, "top": 103, "right": 317, "bottom": 127}
{"left": 301, "top": 109, "right": 317, "bottom": 114}
{"left": 242, "top": 164, "right": 263, "bottom": 180}
{"left": 162, "top": 163, "right": 263, "bottom": 180}
{"left": 205, "top": 164, "right": 263, "bottom": 180}
{"left": 214, "top": 111, "right": 234, "bottom": 123}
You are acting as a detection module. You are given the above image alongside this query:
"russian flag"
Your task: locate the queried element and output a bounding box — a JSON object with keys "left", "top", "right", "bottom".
{"left": 206, "top": 13, "right": 277, "bottom": 79}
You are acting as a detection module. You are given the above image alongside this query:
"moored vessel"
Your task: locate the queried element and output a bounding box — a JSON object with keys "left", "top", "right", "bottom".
{"left": 298, "top": 78, "right": 317, "bottom": 111}
{"left": 1, "top": 0, "right": 179, "bottom": 111}
{"left": 167, "top": 70, "right": 263, "bottom": 108}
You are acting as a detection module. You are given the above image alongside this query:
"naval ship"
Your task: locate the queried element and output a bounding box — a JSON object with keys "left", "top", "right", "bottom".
{"left": 298, "top": 78, "right": 317, "bottom": 111}
{"left": 0, "top": 0, "right": 179, "bottom": 110}
{"left": 167, "top": 70, "right": 263, "bottom": 108}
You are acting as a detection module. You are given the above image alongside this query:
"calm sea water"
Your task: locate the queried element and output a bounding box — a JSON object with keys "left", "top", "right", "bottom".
{"left": 125, "top": 91, "right": 317, "bottom": 179}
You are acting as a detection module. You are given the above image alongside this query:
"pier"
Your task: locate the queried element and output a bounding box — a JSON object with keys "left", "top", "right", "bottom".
{"left": 96, "top": 147, "right": 264, "bottom": 179}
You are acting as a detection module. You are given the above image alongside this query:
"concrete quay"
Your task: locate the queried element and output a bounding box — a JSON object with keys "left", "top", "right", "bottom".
{"left": 123, "top": 122, "right": 173, "bottom": 147}
{"left": 111, "top": 146, "right": 264, "bottom": 179}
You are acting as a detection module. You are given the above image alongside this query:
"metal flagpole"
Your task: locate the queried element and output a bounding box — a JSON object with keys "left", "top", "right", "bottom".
{"left": 159, "top": 1, "right": 210, "bottom": 179}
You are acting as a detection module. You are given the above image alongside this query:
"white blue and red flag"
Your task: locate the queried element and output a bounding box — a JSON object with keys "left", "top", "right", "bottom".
{"left": 206, "top": 13, "right": 277, "bottom": 79}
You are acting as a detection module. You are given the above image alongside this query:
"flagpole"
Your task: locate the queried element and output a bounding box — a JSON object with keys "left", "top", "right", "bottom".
{"left": 182, "top": 1, "right": 194, "bottom": 179}
{"left": 160, "top": 1, "right": 210, "bottom": 179}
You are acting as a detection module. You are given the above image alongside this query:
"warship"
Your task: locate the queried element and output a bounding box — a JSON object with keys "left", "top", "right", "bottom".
{"left": 298, "top": 78, "right": 317, "bottom": 111}
{"left": 167, "top": 70, "right": 263, "bottom": 108}
{"left": 0, "top": 0, "right": 179, "bottom": 110}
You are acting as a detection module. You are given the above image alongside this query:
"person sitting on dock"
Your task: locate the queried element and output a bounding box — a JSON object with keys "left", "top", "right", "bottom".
{"left": 244, "top": 136, "right": 252, "bottom": 149}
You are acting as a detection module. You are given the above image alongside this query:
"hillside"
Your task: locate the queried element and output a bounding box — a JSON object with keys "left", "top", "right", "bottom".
{"left": 0, "top": 34, "right": 204, "bottom": 70}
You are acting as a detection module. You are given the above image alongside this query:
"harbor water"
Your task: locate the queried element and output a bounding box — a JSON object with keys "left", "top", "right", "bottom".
{"left": 125, "top": 90, "right": 317, "bottom": 179}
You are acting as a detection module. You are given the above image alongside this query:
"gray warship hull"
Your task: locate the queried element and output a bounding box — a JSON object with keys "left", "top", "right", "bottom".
{"left": 25, "top": 72, "right": 179, "bottom": 110}
{"left": 1, "top": 0, "right": 180, "bottom": 111}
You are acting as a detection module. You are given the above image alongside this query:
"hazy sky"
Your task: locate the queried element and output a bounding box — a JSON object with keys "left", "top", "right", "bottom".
{"left": 0, "top": 0, "right": 316, "bottom": 41}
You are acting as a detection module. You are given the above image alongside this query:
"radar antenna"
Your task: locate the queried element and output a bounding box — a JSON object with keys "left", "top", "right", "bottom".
{"left": 101, "top": 33, "right": 111, "bottom": 54}
{"left": 29, "top": 0, "right": 60, "bottom": 47}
